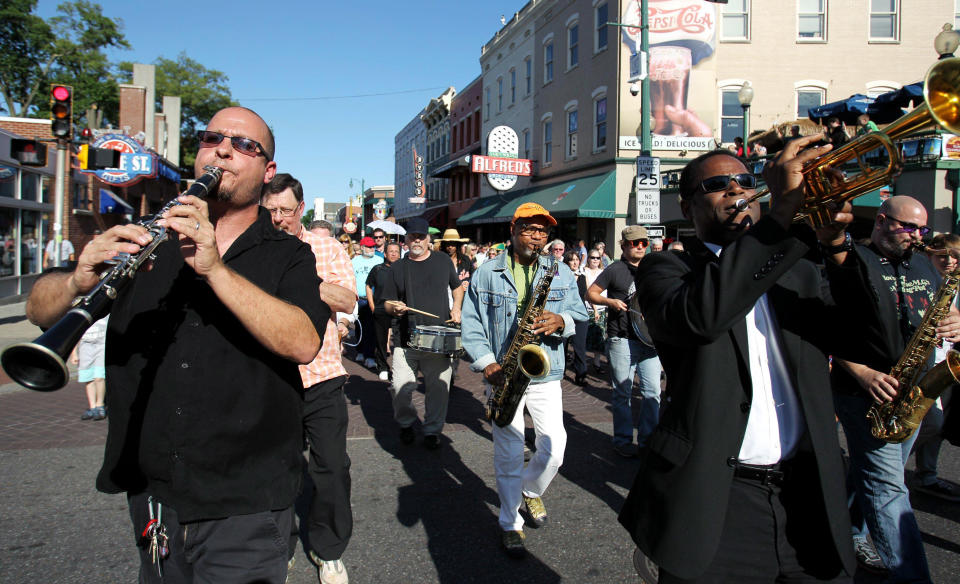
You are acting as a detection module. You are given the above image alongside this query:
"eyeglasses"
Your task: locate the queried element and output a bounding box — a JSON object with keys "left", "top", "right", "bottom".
{"left": 197, "top": 130, "right": 271, "bottom": 161}
{"left": 552, "top": 247, "right": 565, "bottom": 253}
{"left": 625, "top": 239, "right": 649, "bottom": 248}
{"left": 697, "top": 173, "right": 757, "bottom": 194}
{"left": 885, "top": 215, "right": 932, "bottom": 236}
{"left": 517, "top": 225, "right": 551, "bottom": 237}
{"left": 263, "top": 205, "right": 299, "bottom": 217}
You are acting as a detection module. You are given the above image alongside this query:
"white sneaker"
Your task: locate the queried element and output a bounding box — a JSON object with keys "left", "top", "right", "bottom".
{"left": 379, "top": 371, "right": 389, "bottom": 381}
{"left": 318, "top": 558, "right": 349, "bottom": 584}
{"left": 364, "top": 358, "right": 376, "bottom": 369}
{"left": 354, "top": 353, "right": 365, "bottom": 363}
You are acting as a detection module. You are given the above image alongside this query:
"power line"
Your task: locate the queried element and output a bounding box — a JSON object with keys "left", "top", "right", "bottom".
{"left": 240, "top": 86, "right": 448, "bottom": 102}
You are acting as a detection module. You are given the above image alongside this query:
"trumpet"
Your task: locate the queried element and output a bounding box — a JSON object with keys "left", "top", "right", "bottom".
{"left": 0, "top": 166, "right": 223, "bottom": 392}
{"left": 735, "top": 57, "right": 960, "bottom": 227}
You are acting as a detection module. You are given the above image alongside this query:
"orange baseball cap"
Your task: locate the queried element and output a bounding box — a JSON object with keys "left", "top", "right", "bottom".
{"left": 512, "top": 202, "right": 557, "bottom": 226}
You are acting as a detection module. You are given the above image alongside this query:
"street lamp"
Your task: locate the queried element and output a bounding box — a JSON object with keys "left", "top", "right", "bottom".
{"left": 349, "top": 178, "right": 366, "bottom": 233}
{"left": 934, "top": 23, "right": 960, "bottom": 59}
{"left": 737, "top": 81, "right": 754, "bottom": 154}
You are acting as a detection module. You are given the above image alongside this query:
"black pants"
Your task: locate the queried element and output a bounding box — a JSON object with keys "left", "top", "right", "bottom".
{"left": 565, "top": 319, "right": 588, "bottom": 377}
{"left": 303, "top": 375, "right": 352, "bottom": 561}
{"left": 659, "top": 456, "right": 849, "bottom": 584}
{"left": 357, "top": 299, "right": 376, "bottom": 360}
{"left": 128, "top": 491, "right": 292, "bottom": 584}
{"left": 373, "top": 309, "right": 394, "bottom": 374}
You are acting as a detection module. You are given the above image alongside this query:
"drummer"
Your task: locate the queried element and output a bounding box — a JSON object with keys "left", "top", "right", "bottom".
{"left": 382, "top": 217, "right": 464, "bottom": 450}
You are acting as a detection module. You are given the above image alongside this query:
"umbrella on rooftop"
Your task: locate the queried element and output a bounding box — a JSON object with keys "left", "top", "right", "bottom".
{"left": 808, "top": 94, "right": 875, "bottom": 125}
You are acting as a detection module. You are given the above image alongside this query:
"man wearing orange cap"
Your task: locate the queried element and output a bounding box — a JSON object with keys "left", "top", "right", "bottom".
{"left": 462, "top": 202, "right": 589, "bottom": 558}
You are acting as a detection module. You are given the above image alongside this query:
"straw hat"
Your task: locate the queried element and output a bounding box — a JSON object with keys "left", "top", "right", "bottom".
{"left": 438, "top": 228, "right": 468, "bottom": 243}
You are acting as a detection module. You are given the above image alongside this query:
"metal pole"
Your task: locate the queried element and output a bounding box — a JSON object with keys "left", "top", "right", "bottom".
{"left": 52, "top": 140, "right": 67, "bottom": 267}
{"left": 360, "top": 178, "right": 365, "bottom": 234}
{"left": 741, "top": 105, "right": 750, "bottom": 154}
{"left": 640, "top": 0, "right": 651, "bottom": 156}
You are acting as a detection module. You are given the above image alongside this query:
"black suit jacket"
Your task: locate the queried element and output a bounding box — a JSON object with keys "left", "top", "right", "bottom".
{"left": 618, "top": 217, "right": 868, "bottom": 579}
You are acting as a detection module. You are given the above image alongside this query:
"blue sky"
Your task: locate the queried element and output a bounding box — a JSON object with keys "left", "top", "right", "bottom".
{"left": 36, "top": 0, "right": 526, "bottom": 204}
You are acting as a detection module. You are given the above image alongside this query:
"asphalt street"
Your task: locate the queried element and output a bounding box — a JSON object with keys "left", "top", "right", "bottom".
{"left": 0, "top": 300, "right": 958, "bottom": 583}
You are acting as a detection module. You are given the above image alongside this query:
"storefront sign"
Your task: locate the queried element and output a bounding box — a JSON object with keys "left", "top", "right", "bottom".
{"left": 484, "top": 126, "right": 522, "bottom": 191}
{"left": 82, "top": 134, "right": 157, "bottom": 187}
{"left": 411, "top": 148, "right": 425, "bottom": 203}
{"left": 620, "top": 135, "right": 715, "bottom": 151}
{"left": 470, "top": 154, "right": 532, "bottom": 176}
{"left": 942, "top": 134, "right": 960, "bottom": 159}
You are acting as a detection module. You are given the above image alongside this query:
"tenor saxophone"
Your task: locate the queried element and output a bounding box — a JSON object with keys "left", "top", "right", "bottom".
{"left": 485, "top": 255, "right": 557, "bottom": 427}
{"left": 867, "top": 269, "right": 960, "bottom": 443}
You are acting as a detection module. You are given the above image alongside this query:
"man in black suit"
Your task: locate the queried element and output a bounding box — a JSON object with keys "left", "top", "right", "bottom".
{"left": 618, "top": 137, "right": 877, "bottom": 582}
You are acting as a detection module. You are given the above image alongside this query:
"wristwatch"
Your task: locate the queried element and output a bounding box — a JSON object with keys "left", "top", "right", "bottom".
{"left": 819, "top": 232, "right": 854, "bottom": 255}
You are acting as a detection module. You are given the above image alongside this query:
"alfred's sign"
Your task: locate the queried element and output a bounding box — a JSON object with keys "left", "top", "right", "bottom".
{"left": 471, "top": 155, "right": 532, "bottom": 176}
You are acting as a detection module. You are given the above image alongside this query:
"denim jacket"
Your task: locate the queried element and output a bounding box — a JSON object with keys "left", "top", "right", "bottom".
{"left": 462, "top": 251, "right": 589, "bottom": 383}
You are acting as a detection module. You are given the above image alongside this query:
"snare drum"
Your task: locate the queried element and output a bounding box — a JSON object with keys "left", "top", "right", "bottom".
{"left": 408, "top": 325, "right": 463, "bottom": 356}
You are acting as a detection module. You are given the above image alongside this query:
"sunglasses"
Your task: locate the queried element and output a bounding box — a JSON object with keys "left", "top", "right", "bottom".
{"left": 885, "top": 215, "right": 931, "bottom": 236}
{"left": 588, "top": 256, "right": 601, "bottom": 259}
{"left": 518, "top": 225, "right": 551, "bottom": 237}
{"left": 625, "top": 239, "right": 649, "bottom": 248}
{"left": 697, "top": 173, "right": 757, "bottom": 194}
{"left": 197, "top": 130, "right": 271, "bottom": 161}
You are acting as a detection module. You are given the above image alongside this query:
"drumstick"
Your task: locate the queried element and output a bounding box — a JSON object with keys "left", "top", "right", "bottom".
{"left": 385, "top": 301, "right": 441, "bottom": 320}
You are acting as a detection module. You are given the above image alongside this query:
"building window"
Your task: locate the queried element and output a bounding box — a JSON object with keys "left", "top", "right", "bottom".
{"left": 497, "top": 77, "right": 503, "bottom": 112}
{"left": 525, "top": 57, "right": 532, "bottom": 94}
{"left": 474, "top": 113, "right": 480, "bottom": 142}
{"left": 797, "top": 88, "right": 825, "bottom": 118}
{"left": 594, "top": 96, "right": 607, "bottom": 150}
{"left": 568, "top": 23, "right": 579, "bottom": 69}
{"left": 544, "top": 41, "right": 554, "bottom": 83}
{"left": 595, "top": 2, "right": 608, "bottom": 52}
{"left": 797, "top": 0, "right": 825, "bottom": 41}
{"left": 567, "top": 109, "right": 578, "bottom": 158}
{"left": 485, "top": 87, "right": 491, "bottom": 119}
{"left": 866, "top": 83, "right": 898, "bottom": 98}
{"left": 543, "top": 119, "right": 553, "bottom": 165}
{"left": 720, "top": 89, "right": 744, "bottom": 144}
{"left": 869, "top": 0, "right": 899, "bottom": 41}
{"left": 452, "top": 125, "right": 458, "bottom": 153}
{"left": 956, "top": 0, "right": 960, "bottom": 29}
{"left": 523, "top": 129, "right": 531, "bottom": 159}
{"left": 721, "top": 0, "right": 750, "bottom": 41}
{"left": 510, "top": 69, "right": 516, "bottom": 104}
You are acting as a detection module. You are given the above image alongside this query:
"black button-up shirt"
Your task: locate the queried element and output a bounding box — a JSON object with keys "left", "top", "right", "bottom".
{"left": 97, "top": 208, "right": 329, "bottom": 522}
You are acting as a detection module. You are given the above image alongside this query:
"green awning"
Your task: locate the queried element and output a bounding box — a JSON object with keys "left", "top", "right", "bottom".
{"left": 853, "top": 184, "right": 893, "bottom": 208}
{"left": 457, "top": 195, "right": 513, "bottom": 225}
{"left": 493, "top": 171, "right": 619, "bottom": 221}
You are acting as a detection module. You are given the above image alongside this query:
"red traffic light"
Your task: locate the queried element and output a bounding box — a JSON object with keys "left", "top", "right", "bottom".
{"left": 52, "top": 85, "right": 71, "bottom": 102}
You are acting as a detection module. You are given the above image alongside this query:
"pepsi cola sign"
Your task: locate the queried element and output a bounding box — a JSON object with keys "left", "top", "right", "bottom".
{"left": 82, "top": 133, "right": 157, "bottom": 187}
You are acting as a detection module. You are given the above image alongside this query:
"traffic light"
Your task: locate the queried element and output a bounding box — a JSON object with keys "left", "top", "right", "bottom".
{"left": 10, "top": 139, "right": 48, "bottom": 166}
{"left": 77, "top": 144, "right": 120, "bottom": 170}
{"left": 49, "top": 85, "right": 73, "bottom": 139}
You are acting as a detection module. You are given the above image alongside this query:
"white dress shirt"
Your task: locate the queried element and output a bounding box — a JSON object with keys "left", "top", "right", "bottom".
{"left": 705, "top": 243, "right": 805, "bottom": 465}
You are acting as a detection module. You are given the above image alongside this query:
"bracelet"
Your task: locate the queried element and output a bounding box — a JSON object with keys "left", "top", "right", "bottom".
{"left": 819, "top": 232, "right": 854, "bottom": 255}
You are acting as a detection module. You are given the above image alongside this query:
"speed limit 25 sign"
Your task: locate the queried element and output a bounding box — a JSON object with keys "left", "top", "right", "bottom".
{"left": 635, "top": 156, "right": 661, "bottom": 223}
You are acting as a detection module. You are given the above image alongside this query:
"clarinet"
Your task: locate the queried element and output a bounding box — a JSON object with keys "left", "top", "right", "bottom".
{"left": 0, "top": 166, "right": 223, "bottom": 392}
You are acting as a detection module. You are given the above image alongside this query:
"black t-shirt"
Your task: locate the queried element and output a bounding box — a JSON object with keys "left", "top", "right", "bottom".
{"left": 366, "top": 262, "right": 394, "bottom": 312}
{"left": 593, "top": 259, "right": 641, "bottom": 340}
{"left": 381, "top": 251, "right": 460, "bottom": 346}
{"left": 831, "top": 243, "right": 941, "bottom": 394}
{"left": 99, "top": 208, "right": 329, "bottom": 522}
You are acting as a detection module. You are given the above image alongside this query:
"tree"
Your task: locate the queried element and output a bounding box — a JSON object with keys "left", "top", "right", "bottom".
{"left": 121, "top": 53, "right": 236, "bottom": 170}
{"left": 0, "top": 0, "right": 128, "bottom": 125}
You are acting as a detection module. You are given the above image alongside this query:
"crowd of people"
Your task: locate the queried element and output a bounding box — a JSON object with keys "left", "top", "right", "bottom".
{"left": 21, "top": 105, "right": 960, "bottom": 584}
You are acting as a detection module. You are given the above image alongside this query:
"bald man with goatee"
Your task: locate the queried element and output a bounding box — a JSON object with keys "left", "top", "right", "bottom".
{"left": 829, "top": 195, "right": 960, "bottom": 581}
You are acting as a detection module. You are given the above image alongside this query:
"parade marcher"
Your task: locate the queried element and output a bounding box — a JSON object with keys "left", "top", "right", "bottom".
{"left": 383, "top": 217, "right": 463, "bottom": 450}
{"left": 619, "top": 140, "right": 888, "bottom": 583}
{"left": 831, "top": 196, "right": 960, "bottom": 582}
{"left": 352, "top": 237, "right": 383, "bottom": 369}
{"left": 913, "top": 233, "right": 960, "bottom": 502}
{"left": 438, "top": 228, "right": 473, "bottom": 290}
{"left": 367, "top": 241, "right": 402, "bottom": 381}
{"left": 24, "top": 106, "right": 329, "bottom": 583}
{"left": 586, "top": 226, "right": 663, "bottom": 458}
{"left": 261, "top": 173, "right": 357, "bottom": 584}
{"left": 462, "top": 202, "right": 588, "bottom": 558}
{"left": 563, "top": 250, "right": 589, "bottom": 385}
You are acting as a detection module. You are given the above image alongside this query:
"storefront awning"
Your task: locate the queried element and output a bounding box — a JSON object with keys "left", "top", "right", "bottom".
{"left": 456, "top": 195, "right": 513, "bottom": 225}
{"left": 430, "top": 156, "right": 471, "bottom": 178}
{"left": 493, "top": 171, "right": 620, "bottom": 222}
{"left": 100, "top": 189, "right": 135, "bottom": 214}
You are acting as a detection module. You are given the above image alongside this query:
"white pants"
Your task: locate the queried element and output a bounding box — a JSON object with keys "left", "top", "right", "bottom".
{"left": 391, "top": 347, "right": 453, "bottom": 435}
{"left": 491, "top": 379, "right": 566, "bottom": 531}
